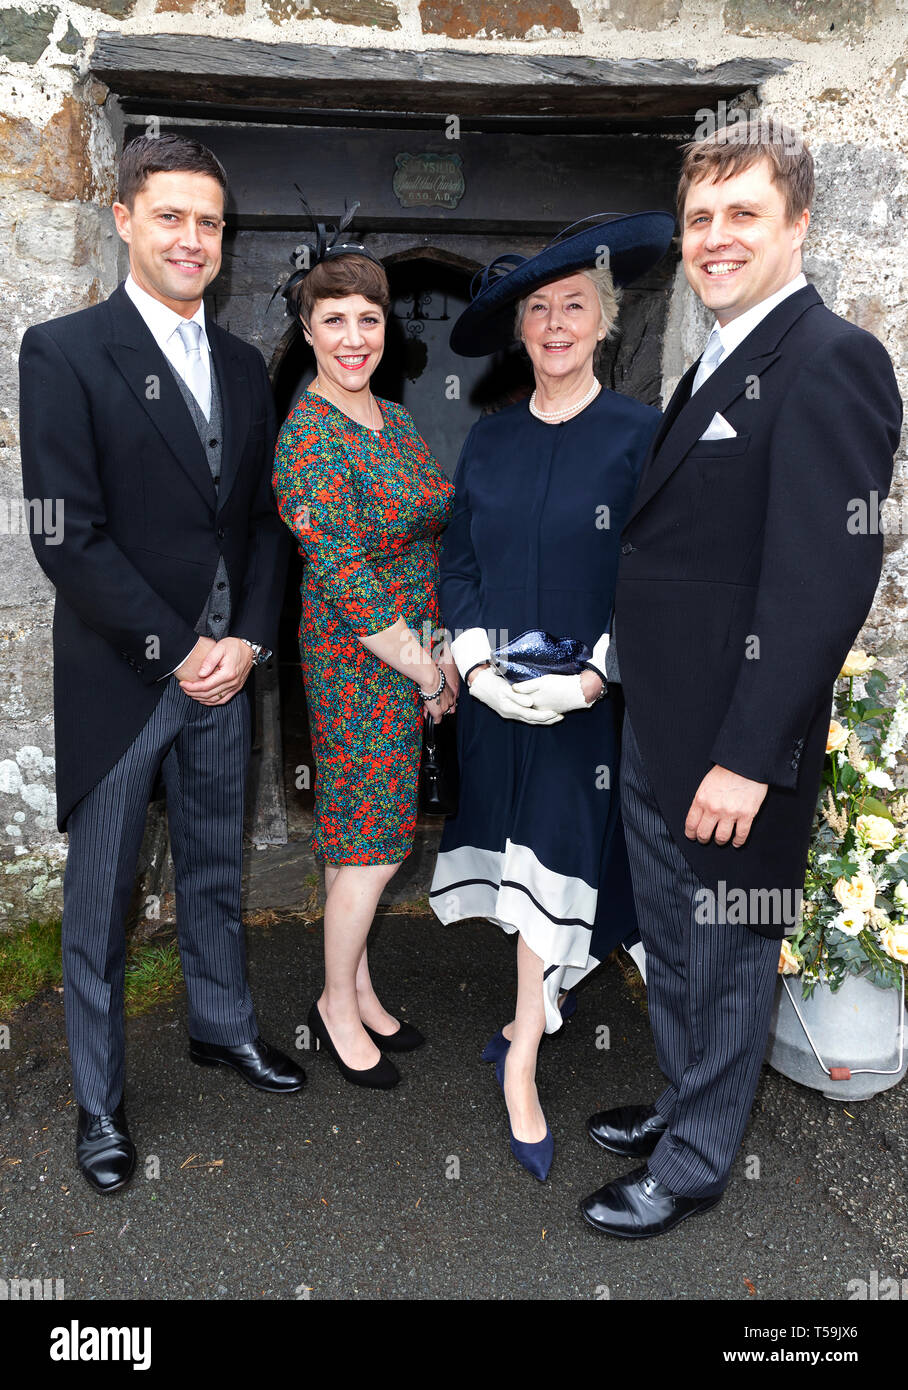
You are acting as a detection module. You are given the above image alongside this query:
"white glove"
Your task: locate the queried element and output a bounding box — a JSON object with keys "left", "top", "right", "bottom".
{"left": 469, "top": 668, "right": 563, "bottom": 724}
{"left": 512, "top": 673, "right": 597, "bottom": 713}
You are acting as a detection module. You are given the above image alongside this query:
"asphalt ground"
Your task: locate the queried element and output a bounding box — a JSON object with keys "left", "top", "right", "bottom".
{"left": 1, "top": 907, "right": 905, "bottom": 1316}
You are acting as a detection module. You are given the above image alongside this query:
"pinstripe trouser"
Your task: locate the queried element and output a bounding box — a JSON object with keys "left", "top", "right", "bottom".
{"left": 620, "top": 712, "right": 779, "bottom": 1198}
{"left": 61, "top": 677, "right": 258, "bottom": 1114}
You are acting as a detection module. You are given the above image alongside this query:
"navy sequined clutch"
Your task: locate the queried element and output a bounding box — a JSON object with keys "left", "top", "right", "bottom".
{"left": 492, "top": 629, "right": 592, "bottom": 684}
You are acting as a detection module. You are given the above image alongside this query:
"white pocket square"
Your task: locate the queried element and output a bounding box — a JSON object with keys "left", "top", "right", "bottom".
{"left": 699, "top": 412, "right": 738, "bottom": 441}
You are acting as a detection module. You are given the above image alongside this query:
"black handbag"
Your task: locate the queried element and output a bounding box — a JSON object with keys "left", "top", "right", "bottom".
{"left": 419, "top": 711, "right": 459, "bottom": 816}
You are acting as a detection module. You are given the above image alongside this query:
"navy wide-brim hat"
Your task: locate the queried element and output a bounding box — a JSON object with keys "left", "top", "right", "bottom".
{"left": 450, "top": 211, "right": 676, "bottom": 357}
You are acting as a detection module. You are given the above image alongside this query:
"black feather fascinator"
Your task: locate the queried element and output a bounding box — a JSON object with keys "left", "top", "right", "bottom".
{"left": 274, "top": 189, "right": 383, "bottom": 316}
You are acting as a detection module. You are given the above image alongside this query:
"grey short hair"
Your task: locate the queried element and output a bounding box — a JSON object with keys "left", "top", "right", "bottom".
{"left": 514, "top": 267, "right": 621, "bottom": 366}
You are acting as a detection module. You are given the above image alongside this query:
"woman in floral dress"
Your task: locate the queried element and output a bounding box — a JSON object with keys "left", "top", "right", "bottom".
{"left": 273, "top": 243, "right": 455, "bottom": 1089}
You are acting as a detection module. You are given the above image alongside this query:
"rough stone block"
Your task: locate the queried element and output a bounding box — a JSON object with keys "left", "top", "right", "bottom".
{"left": 0, "top": 6, "right": 57, "bottom": 64}
{"left": 420, "top": 0, "right": 579, "bottom": 38}
{"left": 57, "top": 19, "right": 83, "bottom": 54}
{"left": 812, "top": 143, "right": 905, "bottom": 253}
{"left": 594, "top": 0, "right": 681, "bottom": 29}
{"left": 0, "top": 724, "right": 60, "bottom": 910}
{"left": 0, "top": 606, "right": 55, "bottom": 725}
{"left": 11, "top": 193, "right": 97, "bottom": 268}
{"left": 73, "top": 0, "right": 135, "bottom": 16}
{"left": 724, "top": 0, "right": 888, "bottom": 41}
{"left": 0, "top": 98, "right": 102, "bottom": 205}
{"left": 265, "top": 0, "right": 399, "bottom": 26}
{"left": 0, "top": 844, "right": 65, "bottom": 928}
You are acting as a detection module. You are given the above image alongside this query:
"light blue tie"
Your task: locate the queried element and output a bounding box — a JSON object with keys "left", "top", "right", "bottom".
{"left": 690, "top": 327, "right": 724, "bottom": 395}
{"left": 176, "top": 319, "right": 211, "bottom": 420}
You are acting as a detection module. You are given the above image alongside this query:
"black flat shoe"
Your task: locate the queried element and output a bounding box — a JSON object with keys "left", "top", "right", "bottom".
{"left": 189, "top": 1035, "right": 306, "bottom": 1092}
{"left": 587, "top": 1103, "right": 667, "bottom": 1159}
{"left": 580, "top": 1165, "right": 723, "bottom": 1239}
{"left": 308, "top": 1002, "right": 400, "bottom": 1089}
{"left": 363, "top": 1018, "right": 425, "bottom": 1052}
{"left": 76, "top": 1102, "right": 136, "bottom": 1194}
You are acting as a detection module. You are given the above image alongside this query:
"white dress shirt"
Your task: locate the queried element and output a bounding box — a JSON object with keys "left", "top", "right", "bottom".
{"left": 124, "top": 273, "right": 212, "bottom": 413}
{"left": 709, "top": 271, "right": 807, "bottom": 364}
{"left": 695, "top": 272, "right": 807, "bottom": 438}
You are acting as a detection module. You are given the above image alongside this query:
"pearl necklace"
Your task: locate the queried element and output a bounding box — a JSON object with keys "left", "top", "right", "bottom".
{"left": 529, "top": 378, "right": 601, "bottom": 422}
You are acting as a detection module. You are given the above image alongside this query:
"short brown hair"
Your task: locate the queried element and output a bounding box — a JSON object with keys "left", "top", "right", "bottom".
{"left": 118, "top": 135, "right": 228, "bottom": 212}
{"left": 677, "top": 119, "right": 814, "bottom": 228}
{"left": 292, "top": 254, "right": 390, "bottom": 325}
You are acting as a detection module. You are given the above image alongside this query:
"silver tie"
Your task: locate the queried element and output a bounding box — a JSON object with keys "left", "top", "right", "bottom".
{"left": 176, "top": 319, "right": 211, "bottom": 420}
{"left": 690, "top": 327, "right": 725, "bottom": 396}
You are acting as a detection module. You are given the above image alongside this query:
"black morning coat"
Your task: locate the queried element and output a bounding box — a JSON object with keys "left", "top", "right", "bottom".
{"left": 18, "top": 282, "right": 290, "bottom": 831}
{"left": 615, "top": 284, "right": 903, "bottom": 938}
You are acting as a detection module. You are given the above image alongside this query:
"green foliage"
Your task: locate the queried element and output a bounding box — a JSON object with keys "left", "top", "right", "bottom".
{"left": 0, "top": 920, "right": 184, "bottom": 1017}
{"left": 790, "top": 659, "right": 908, "bottom": 998}
{"left": 0, "top": 917, "right": 63, "bottom": 1015}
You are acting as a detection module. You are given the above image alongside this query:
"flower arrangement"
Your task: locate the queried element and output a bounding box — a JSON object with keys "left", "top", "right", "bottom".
{"left": 781, "top": 649, "right": 908, "bottom": 996}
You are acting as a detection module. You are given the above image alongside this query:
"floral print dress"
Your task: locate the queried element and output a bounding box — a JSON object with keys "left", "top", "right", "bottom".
{"left": 273, "top": 393, "right": 454, "bottom": 865}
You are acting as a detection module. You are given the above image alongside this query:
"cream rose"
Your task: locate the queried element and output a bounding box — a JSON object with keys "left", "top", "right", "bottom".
{"left": 832, "top": 908, "right": 866, "bottom": 937}
{"left": 840, "top": 650, "right": 877, "bottom": 678}
{"left": 827, "top": 720, "right": 849, "bottom": 753}
{"left": 880, "top": 925, "right": 908, "bottom": 964}
{"left": 893, "top": 880, "right": 908, "bottom": 912}
{"left": 855, "top": 814, "right": 898, "bottom": 852}
{"left": 833, "top": 874, "right": 877, "bottom": 912}
{"left": 778, "top": 939, "right": 802, "bottom": 975}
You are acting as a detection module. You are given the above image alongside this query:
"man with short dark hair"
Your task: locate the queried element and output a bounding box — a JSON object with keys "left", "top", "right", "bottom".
{"left": 581, "top": 122, "right": 902, "bottom": 1238}
{"left": 19, "top": 134, "right": 304, "bottom": 1195}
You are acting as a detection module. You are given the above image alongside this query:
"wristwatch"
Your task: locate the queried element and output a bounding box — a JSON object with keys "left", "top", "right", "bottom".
{"left": 239, "top": 639, "right": 271, "bottom": 666}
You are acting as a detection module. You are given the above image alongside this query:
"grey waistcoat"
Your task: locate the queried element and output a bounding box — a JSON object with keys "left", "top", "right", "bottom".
{"left": 166, "top": 357, "right": 231, "bottom": 641}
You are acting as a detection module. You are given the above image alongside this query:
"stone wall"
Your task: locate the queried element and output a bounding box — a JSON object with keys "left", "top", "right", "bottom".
{"left": 1, "top": 0, "right": 907, "bottom": 925}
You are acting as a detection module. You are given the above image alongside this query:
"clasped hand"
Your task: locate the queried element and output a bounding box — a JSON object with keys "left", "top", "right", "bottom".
{"left": 175, "top": 636, "right": 254, "bottom": 705}
{"left": 512, "top": 671, "right": 603, "bottom": 713}
{"left": 469, "top": 668, "right": 563, "bottom": 724}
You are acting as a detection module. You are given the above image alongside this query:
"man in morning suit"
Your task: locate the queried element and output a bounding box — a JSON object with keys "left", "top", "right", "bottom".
{"left": 580, "top": 122, "right": 902, "bottom": 1238}
{"left": 18, "top": 135, "right": 305, "bottom": 1195}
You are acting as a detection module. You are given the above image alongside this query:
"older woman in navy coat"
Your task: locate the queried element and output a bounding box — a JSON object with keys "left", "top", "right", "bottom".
{"left": 430, "top": 214, "right": 675, "bottom": 1180}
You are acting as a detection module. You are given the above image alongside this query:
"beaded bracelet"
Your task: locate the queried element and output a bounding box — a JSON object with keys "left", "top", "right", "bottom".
{"left": 419, "top": 668, "right": 447, "bottom": 703}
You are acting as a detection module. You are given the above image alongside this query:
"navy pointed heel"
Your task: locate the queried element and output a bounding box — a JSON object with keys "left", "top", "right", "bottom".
{"left": 494, "top": 1055, "right": 554, "bottom": 1182}
{"left": 481, "top": 988, "right": 578, "bottom": 1064}
{"left": 558, "top": 989, "right": 578, "bottom": 1024}
{"left": 480, "top": 1028, "right": 510, "bottom": 1063}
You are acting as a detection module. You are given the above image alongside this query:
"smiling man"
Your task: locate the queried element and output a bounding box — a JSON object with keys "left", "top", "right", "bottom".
{"left": 18, "top": 134, "right": 303, "bottom": 1195}
{"left": 580, "top": 122, "right": 902, "bottom": 1239}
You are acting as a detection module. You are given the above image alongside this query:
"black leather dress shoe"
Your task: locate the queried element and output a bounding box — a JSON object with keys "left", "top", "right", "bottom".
{"left": 189, "top": 1035, "right": 306, "bottom": 1092}
{"left": 76, "top": 1102, "right": 136, "bottom": 1194}
{"left": 363, "top": 1018, "right": 425, "bottom": 1052}
{"left": 587, "top": 1103, "right": 668, "bottom": 1158}
{"left": 580, "top": 1165, "right": 722, "bottom": 1239}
